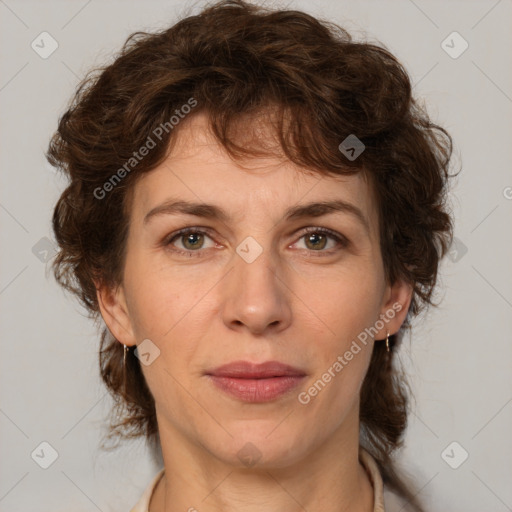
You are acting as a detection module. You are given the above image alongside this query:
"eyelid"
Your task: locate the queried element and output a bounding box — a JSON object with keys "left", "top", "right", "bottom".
{"left": 296, "top": 226, "right": 348, "bottom": 243}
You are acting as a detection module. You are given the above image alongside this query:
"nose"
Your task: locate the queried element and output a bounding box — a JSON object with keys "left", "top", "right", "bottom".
{"left": 222, "top": 244, "right": 292, "bottom": 336}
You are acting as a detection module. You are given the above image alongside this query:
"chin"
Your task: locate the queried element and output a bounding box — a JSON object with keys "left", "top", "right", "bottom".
{"left": 206, "top": 422, "right": 310, "bottom": 470}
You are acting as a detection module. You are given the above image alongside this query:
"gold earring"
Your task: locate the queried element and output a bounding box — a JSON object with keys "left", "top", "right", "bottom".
{"left": 386, "top": 332, "right": 390, "bottom": 353}
{"left": 123, "top": 344, "right": 128, "bottom": 394}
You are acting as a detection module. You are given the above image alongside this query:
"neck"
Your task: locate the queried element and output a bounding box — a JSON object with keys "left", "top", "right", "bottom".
{"left": 149, "top": 411, "right": 374, "bottom": 512}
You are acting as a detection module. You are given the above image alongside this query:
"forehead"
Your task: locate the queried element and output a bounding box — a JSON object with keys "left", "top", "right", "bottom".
{"left": 130, "top": 111, "right": 379, "bottom": 231}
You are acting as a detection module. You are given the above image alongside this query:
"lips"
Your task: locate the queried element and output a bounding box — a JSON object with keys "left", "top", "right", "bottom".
{"left": 205, "top": 361, "right": 306, "bottom": 403}
{"left": 207, "top": 360, "right": 306, "bottom": 379}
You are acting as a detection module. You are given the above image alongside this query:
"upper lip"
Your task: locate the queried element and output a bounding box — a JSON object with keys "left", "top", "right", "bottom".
{"left": 206, "top": 360, "right": 306, "bottom": 379}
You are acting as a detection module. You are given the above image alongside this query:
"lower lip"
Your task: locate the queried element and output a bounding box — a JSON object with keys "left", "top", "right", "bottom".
{"left": 208, "top": 375, "right": 305, "bottom": 402}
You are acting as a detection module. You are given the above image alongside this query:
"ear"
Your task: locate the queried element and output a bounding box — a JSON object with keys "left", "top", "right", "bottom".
{"left": 94, "top": 279, "right": 137, "bottom": 347}
{"left": 374, "top": 278, "right": 413, "bottom": 340}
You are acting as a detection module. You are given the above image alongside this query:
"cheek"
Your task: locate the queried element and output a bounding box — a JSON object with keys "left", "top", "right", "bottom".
{"left": 299, "top": 265, "right": 383, "bottom": 340}
{"left": 123, "top": 255, "right": 207, "bottom": 340}
{"left": 296, "top": 266, "right": 382, "bottom": 401}
{"left": 123, "top": 259, "right": 215, "bottom": 398}
{"left": 297, "top": 286, "right": 377, "bottom": 428}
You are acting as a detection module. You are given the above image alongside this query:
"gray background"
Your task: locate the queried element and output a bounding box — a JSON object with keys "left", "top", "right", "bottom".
{"left": 1, "top": 0, "right": 511, "bottom": 511}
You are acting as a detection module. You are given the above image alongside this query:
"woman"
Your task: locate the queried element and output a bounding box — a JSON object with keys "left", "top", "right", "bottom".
{"left": 47, "top": 1, "right": 454, "bottom": 510}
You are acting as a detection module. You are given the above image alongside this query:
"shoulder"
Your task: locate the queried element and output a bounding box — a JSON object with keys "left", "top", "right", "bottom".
{"left": 383, "top": 487, "right": 418, "bottom": 512}
{"left": 130, "top": 468, "right": 165, "bottom": 512}
{"left": 359, "top": 447, "right": 418, "bottom": 512}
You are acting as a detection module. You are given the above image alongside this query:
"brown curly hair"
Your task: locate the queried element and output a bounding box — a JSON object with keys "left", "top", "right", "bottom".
{"left": 47, "top": 0, "right": 454, "bottom": 509}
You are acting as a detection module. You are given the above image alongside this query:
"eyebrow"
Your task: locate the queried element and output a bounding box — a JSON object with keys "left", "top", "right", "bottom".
{"left": 143, "top": 198, "right": 370, "bottom": 233}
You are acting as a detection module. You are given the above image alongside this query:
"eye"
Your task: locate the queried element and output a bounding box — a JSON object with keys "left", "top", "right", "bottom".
{"left": 163, "top": 226, "right": 348, "bottom": 257}
{"left": 165, "top": 228, "right": 217, "bottom": 256}
{"left": 293, "top": 227, "right": 348, "bottom": 253}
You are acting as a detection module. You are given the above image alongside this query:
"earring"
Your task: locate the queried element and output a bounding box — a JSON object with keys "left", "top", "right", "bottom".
{"left": 385, "top": 332, "right": 390, "bottom": 353}
{"left": 123, "top": 344, "right": 128, "bottom": 394}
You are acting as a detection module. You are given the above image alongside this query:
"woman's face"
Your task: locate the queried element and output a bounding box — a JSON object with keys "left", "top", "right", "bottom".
{"left": 99, "top": 111, "right": 411, "bottom": 469}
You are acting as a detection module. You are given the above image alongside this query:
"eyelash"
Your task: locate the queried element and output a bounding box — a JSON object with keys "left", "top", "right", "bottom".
{"left": 163, "top": 226, "right": 349, "bottom": 258}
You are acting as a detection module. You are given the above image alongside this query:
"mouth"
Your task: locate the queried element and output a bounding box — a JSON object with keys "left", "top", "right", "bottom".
{"left": 205, "top": 360, "right": 306, "bottom": 403}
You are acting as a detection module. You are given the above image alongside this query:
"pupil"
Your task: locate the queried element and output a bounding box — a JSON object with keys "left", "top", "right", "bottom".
{"left": 309, "top": 233, "right": 323, "bottom": 247}
{"left": 185, "top": 233, "right": 202, "bottom": 249}
{"left": 308, "top": 233, "right": 326, "bottom": 250}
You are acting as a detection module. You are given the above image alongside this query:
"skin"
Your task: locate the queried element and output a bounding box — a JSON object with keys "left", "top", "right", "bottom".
{"left": 96, "top": 111, "right": 413, "bottom": 512}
